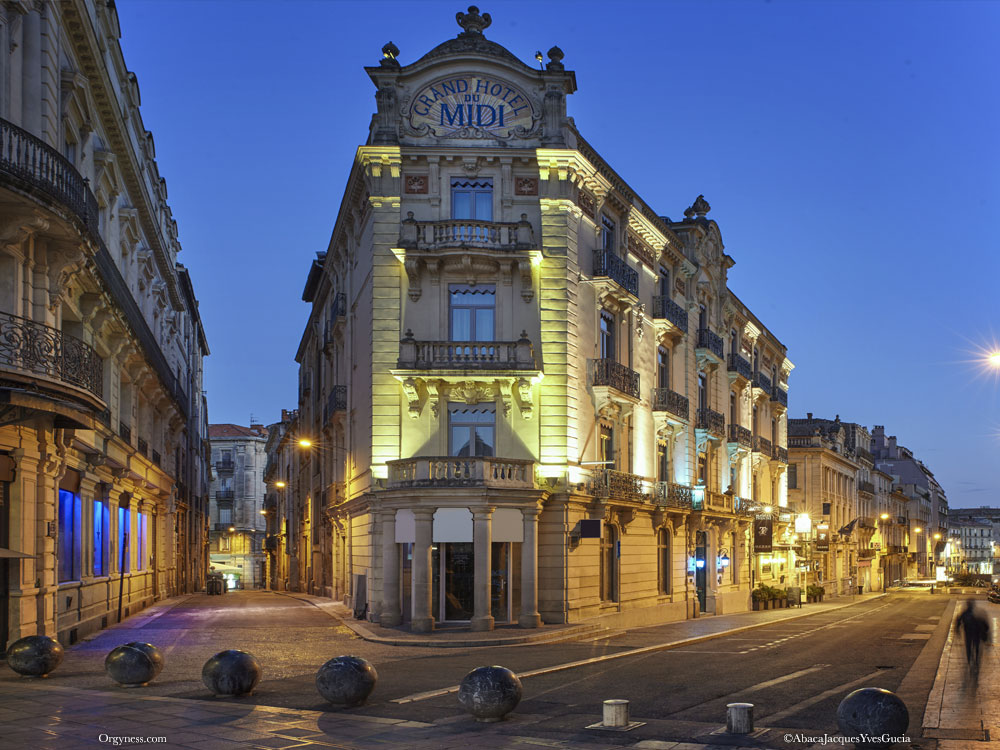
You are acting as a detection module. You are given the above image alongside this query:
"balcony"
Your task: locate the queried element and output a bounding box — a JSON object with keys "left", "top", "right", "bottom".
{"left": 323, "top": 293, "right": 348, "bottom": 350}
{"left": 734, "top": 496, "right": 758, "bottom": 516}
{"left": 695, "top": 407, "right": 725, "bottom": 439}
{"left": 654, "top": 482, "right": 693, "bottom": 509}
{"left": 651, "top": 295, "right": 688, "bottom": 334}
{"left": 592, "top": 250, "right": 639, "bottom": 297}
{"left": 752, "top": 435, "right": 772, "bottom": 458}
{"left": 651, "top": 388, "right": 689, "bottom": 421}
{"left": 727, "top": 353, "right": 752, "bottom": 382}
{"left": 752, "top": 371, "right": 772, "bottom": 396}
{"left": 0, "top": 311, "right": 105, "bottom": 406}
{"left": 771, "top": 385, "right": 788, "bottom": 408}
{"left": 216, "top": 459, "right": 235, "bottom": 473}
{"left": 151, "top": 450, "right": 161, "bottom": 467}
{"left": 216, "top": 490, "right": 235, "bottom": 500}
{"left": 858, "top": 548, "right": 877, "bottom": 560}
{"left": 385, "top": 456, "right": 535, "bottom": 490}
{"left": 137, "top": 437, "right": 149, "bottom": 457}
{"left": 859, "top": 517, "right": 877, "bottom": 530}
{"left": 592, "top": 358, "right": 640, "bottom": 400}
{"left": 118, "top": 421, "right": 132, "bottom": 445}
{"left": 589, "top": 469, "right": 647, "bottom": 502}
{"left": 774, "top": 446, "right": 788, "bottom": 464}
{"left": 322, "top": 385, "right": 347, "bottom": 425}
{"left": 398, "top": 332, "right": 536, "bottom": 370}
{"left": 692, "top": 489, "right": 734, "bottom": 513}
{"left": 695, "top": 328, "right": 724, "bottom": 363}
{"left": 854, "top": 446, "right": 873, "bottom": 465}
{"left": 400, "top": 215, "right": 533, "bottom": 252}
{"left": 728, "top": 424, "right": 752, "bottom": 450}
{"left": 859, "top": 480, "right": 875, "bottom": 495}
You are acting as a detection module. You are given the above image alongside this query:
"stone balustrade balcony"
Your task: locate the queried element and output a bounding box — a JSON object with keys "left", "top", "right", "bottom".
{"left": 398, "top": 331, "right": 536, "bottom": 370}
{"left": 399, "top": 213, "right": 534, "bottom": 252}
{"left": 385, "top": 456, "right": 535, "bottom": 489}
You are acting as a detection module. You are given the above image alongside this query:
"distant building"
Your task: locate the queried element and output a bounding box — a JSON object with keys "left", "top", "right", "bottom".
{"left": 947, "top": 519, "right": 994, "bottom": 575}
{"left": 208, "top": 424, "right": 268, "bottom": 589}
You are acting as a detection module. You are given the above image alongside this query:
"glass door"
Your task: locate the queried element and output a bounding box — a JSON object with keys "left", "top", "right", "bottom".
{"left": 431, "top": 543, "right": 475, "bottom": 622}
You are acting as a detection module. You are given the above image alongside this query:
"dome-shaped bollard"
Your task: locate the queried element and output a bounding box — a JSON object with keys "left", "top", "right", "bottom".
{"left": 201, "top": 650, "right": 262, "bottom": 697}
{"left": 105, "top": 642, "right": 164, "bottom": 687}
{"left": 457, "top": 665, "right": 522, "bottom": 723}
{"left": 837, "top": 688, "right": 909, "bottom": 747}
{"left": 6, "top": 635, "right": 64, "bottom": 677}
{"left": 315, "top": 655, "right": 378, "bottom": 707}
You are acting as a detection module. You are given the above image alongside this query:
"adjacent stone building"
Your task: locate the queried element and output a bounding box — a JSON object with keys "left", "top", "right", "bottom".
{"left": 0, "top": 1, "right": 209, "bottom": 648}
{"left": 268, "top": 6, "right": 793, "bottom": 632}
{"left": 208, "top": 424, "right": 268, "bottom": 589}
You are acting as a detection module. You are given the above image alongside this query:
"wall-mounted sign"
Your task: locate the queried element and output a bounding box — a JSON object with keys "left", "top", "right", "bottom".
{"left": 408, "top": 75, "right": 535, "bottom": 138}
{"left": 754, "top": 519, "right": 773, "bottom": 554}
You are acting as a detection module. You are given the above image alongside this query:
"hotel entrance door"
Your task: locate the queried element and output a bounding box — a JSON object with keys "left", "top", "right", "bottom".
{"left": 432, "top": 543, "right": 475, "bottom": 621}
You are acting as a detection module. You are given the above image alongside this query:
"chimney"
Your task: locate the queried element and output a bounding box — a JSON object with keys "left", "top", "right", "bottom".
{"left": 807, "top": 412, "right": 813, "bottom": 420}
{"left": 888, "top": 436, "right": 897, "bottom": 455}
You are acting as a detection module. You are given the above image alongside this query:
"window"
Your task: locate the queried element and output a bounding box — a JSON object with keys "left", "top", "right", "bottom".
{"left": 731, "top": 329, "right": 739, "bottom": 356}
{"left": 752, "top": 404, "right": 759, "bottom": 434}
{"left": 58, "top": 489, "right": 82, "bottom": 582}
{"left": 219, "top": 506, "right": 232, "bottom": 525}
{"left": 93, "top": 500, "right": 109, "bottom": 577}
{"left": 788, "top": 464, "right": 798, "bottom": 489}
{"left": 118, "top": 504, "right": 131, "bottom": 574}
{"left": 753, "top": 347, "right": 759, "bottom": 373}
{"left": 698, "top": 451, "right": 708, "bottom": 485}
{"left": 698, "top": 304, "right": 707, "bottom": 330}
{"left": 658, "top": 267, "right": 670, "bottom": 297}
{"left": 449, "top": 285, "right": 495, "bottom": 342}
{"left": 600, "top": 523, "right": 618, "bottom": 602}
{"left": 600, "top": 425, "right": 616, "bottom": 470}
{"left": 601, "top": 216, "right": 616, "bottom": 253}
{"left": 657, "top": 441, "right": 669, "bottom": 482}
{"left": 730, "top": 391, "right": 737, "bottom": 424}
{"left": 451, "top": 178, "right": 493, "bottom": 220}
{"left": 657, "top": 528, "right": 671, "bottom": 595}
{"left": 449, "top": 405, "right": 495, "bottom": 457}
{"left": 137, "top": 512, "right": 148, "bottom": 571}
{"left": 698, "top": 372, "right": 708, "bottom": 410}
{"left": 822, "top": 502, "right": 831, "bottom": 516}
{"left": 657, "top": 347, "right": 670, "bottom": 389}
{"left": 220, "top": 535, "right": 231, "bottom": 552}
{"left": 771, "top": 418, "right": 778, "bottom": 446}
{"left": 600, "top": 310, "right": 615, "bottom": 361}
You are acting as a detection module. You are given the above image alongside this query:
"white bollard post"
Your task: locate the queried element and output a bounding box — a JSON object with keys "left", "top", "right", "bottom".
{"left": 727, "top": 702, "right": 754, "bottom": 734}
{"left": 603, "top": 699, "right": 630, "bottom": 728}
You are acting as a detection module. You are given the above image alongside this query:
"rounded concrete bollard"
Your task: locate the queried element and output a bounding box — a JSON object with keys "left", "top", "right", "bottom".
{"left": 837, "top": 688, "right": 909, "bottom": 747}
{"left": 6, "top": 635, "right": 64, "bottom": 677}
{"left": 603, "top": 699, "right": 630, "bottom": 728}
{"left": 105, "top": 642, "right": 165, "bottom": 687}
{"left": 457, "top": 665, "right": 523, "bottom": 723}
{"left": 201, "top": 650, "right": 262, "bottom": 697}
{"left": 315, "top": 655, "right": 378, "bottom": 707}
{"left": 727, "top": 702, "right": 754, "bottom": 734}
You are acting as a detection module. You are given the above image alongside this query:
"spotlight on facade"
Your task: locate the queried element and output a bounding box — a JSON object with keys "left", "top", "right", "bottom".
{"left": 228, "top": 526, "right": 235, "bottom": 533}
{"left": 275, "top": 481, "right": 286, "bottom": 488}
{"left": 794, "top": 513, "right": 811, "bottom": 534}
{"left": 298, "top": 438, "right": 312, "bottom": 448}
{"left": 880, "top": 513, "right": 890, "bottom": 520}
{"left": 933, "top": 532, "right": 941, "bottom": 540}
{"left": 914, "top": 527, "right": 922, "bottom": 534}
{"left": 763, "top": 505, "right": 773, "bottom": 514}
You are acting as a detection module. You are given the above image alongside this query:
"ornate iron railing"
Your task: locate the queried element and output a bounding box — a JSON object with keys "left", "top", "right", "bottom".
{"left": 216, "top": 459, "right": 234, "bottom": 473}
{"left": 728, "top": 424, "right": 752, "bottom": 449}
{"left": 652, "top": 388, "right": 689, "bottom": 420}
{"left": 696, "top": 328, "right": 724, "bottom": 360}
{"left": 589, "top": 468, "right": 646, "bottom": 502}
{"left": 592, "top": 250, "right": 639, "bottom": 296}
{"left": 119, "top": 421, "right": 132, "bottom": 444}
{"left": 216, "top": 490, "right": 235, "bottom": 500}
{"left": 0, "top": 311, "right": 104, "bottom": 400}
{"left": 399, "top": 336, "right": 536, "bottom": 370}
{"left": 774, "top": 446, "right": 788, "bottom": 463}
{"left": 137, "top": 437, "right": 148, "bottom": 457}
{"left": 753, "top": 435, "right": 772, "bottom": 457}
{"left": 858, "top": 480, "right": 875, "bottom": 495}
{"left": 727, "top": 353, "right": 752, "bottom": 380}
{"left": 695, "top": 407, "right": 725, "bottom": 438}
{"left": 385, "top": 456, "right": 535, "bottom": 489}
{"left": 323, "top": 385, "right": 347, "bottom": 424}
{"left": 771, "top": 385, "right": 788, "bottom": 407}
{"left": 402, "top": 216, "right": 533, "bottom": 252}
{"left": 651, "top": 295, "right": 688, "bottom": 332}
{"left": 854, "top": 446, "right": 873, "bottom": 464}
{"left": 653, "top": 481, "right": 693, "bottom": 509}
{"left": 592, "top": 358, "right": 640, "bottom": 399}
{"left": 734, "top": 496, "right": 758, "bottom": 516}
{"left": 752, "top": 371, "right": 772, "bottom": 393}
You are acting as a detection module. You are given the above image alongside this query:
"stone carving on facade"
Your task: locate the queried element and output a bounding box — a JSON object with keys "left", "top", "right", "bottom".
{"left": 404, "top": 258, "right": 421, "bottom": 300}
{"left": 515, "top": 378, "right": 533, "bottom": 419}
{"left": 514, "top": 176, "right": 538, "bottom": 195}
{"left": 401, "top": 378, "right": 420, "bottom": 419}
{"left": 404, "top": 175, "right": 428, "bottom": 193}
{"left": 517, "top": 259, "right": 533, "bottom": 301}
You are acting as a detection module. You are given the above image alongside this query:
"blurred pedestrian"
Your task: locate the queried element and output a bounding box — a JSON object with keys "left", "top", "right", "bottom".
{"left": 955, "top": 599, "right": 989, "bottom": 674}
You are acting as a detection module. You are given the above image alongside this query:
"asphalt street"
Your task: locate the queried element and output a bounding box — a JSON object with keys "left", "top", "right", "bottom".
{"left": 0, "top": 591, "right": 964, "bottom": 747}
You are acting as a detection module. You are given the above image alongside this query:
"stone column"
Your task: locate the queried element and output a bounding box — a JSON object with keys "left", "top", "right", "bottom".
{"left": 519, "top": 506, "right": 542, "bottom": 628}
{"left": 380, "top": 509, "right": 401, "bottom": 627}
{"left": 411, "top": 508, "right": 435, "bottom": 633}
{"left": 471, "top": 507, "right": 494, "bottom": 632}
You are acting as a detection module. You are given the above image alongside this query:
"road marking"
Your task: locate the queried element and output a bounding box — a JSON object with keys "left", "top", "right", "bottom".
{"left": 699, "top": 664, "right": 831, "bottom": 710}
{"left": 762, "top": 669, "right": 888, "bottom": 724}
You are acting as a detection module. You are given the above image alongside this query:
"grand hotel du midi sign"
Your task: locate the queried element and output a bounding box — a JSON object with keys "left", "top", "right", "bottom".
{"left": 407, "top": 74, "right": 536, "bottom": 139}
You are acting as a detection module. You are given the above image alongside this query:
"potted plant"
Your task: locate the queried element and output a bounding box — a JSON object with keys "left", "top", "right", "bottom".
{"left": 751, "top": 587, "right": 767, "bottom": 611}
{"left": 807, "top": 584, "right": 825, "bottom": 603}
{"left": 771, "top": 586, "right": 787, "bottom": 608}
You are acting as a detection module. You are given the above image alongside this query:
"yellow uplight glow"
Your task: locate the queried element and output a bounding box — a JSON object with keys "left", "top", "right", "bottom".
{"left": 228, "top": 526, "right": 235, "bottom": 533}
{"left": 880, "top": 513, "right": 890, "bottom": 520}
{"left": 914, "top": 527, "right": 922, "bottom": 533}
{"left": 275, "top": 481, "right": 286, "bottom": 488}
{"left": 298, "top": 438, "right": 312, "bottom": 448}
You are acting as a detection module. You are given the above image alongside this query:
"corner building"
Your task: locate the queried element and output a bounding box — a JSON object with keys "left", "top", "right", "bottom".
{"left": 287, "top": 7, "right": 791, "bottom": 632}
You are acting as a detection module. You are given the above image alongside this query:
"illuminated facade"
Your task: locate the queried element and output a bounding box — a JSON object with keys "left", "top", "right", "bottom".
{"left": 0, "top": 1, "right": 210, "bottom": 649}
{"left": 276, "top": 6, "right": 792, "bottom": 631}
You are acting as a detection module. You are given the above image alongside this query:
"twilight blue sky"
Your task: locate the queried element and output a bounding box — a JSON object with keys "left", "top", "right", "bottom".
{"left": 116, "top": 1, "right": 999, "bottom": 508}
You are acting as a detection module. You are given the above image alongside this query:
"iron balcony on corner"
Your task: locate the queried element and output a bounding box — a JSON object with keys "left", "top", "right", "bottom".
{"left": 653, "top": 482, "right": 693, "bottom": 509}
{"left": 592, "top": 250, "right": 639, "bottom": 297}
{"left": 591, "top": 358, "right": 640, "bottom": 400}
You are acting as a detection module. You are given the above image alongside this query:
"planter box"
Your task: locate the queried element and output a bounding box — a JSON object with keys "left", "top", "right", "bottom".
{"left": 752, "top": 600, "right": 762, "bottom": 611}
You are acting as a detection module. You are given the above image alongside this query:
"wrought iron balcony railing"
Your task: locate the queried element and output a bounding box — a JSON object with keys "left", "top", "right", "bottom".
{"left": 771, "top": 385, "right": 788, "bottom": 407}
{"left": 854, "top": 446, "right": 873, "bottom": 464}
{"left": 385, "top": 456, "right": 535, "bottom": 489}
{"left": 695, "top": 328, "right": 724, "bottom": 360}
{"left": 695, "top": 407, "right": 725, "bottom": 438}
{"left": 0, "top": 311, "right": 104, "bottom": 401}
{"left": 651, "top": 295, "right": 688, "bottom": 332}
{"left": 727, "top": 353, "right": 752, "bottom": 380}
{"left": 216, "top": 490, "right": 235, "bottom": 500}
{"left": 859, "top": 480, "right": 875, "bottom": 495}
{"left": 592, "top": 358, "right": 641, "bottom": 399}
{"left": 136, "top": 437, "right": 149, "bottom": 457}
{"left": 653, "top": 482, "right": 693, "bottom": 509}
{"left": 216, "top": 459, "right": 234, "bottom": 473}
{"left": 752, "top": 435, "right": 772, "bottom": 457}
{"left": 734, "top": 496, "right": 758, "bottom": 517}
{"left": 592, "top": 250, "right": 639, "bottom": 296}
{"left": 752, "top": 371, "right": 772, "bottom": 393}
{"left": 589, "top": 468, "right": 647, "bottom": 502}
{"left": 323, "top": 385, "right": 347, "bottom": 424}
{"left": 728, "top": 424, "right": 752, "bottom": 449}
{"left": 774, "top": 446, "right": 788, "bottom": 463}
{"left": 398, "top": 332, "right": 536, "bottom": 370}
{"left": 400, "top": 215, "right": 534, "bottom": 252}
{"left": 651, "top": 388, "right": 689, "bottom": 421}
{"left": 118, "top": 421, "right": 132, "bottom": 444}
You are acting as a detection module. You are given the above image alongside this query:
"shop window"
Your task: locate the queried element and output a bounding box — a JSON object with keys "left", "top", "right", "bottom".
{"left": 58, "top": 489, "right": 82, "bottom": 582}
{"left": 600, "top": 523, "right": 618, "bottom": 602}
{"left": 657, "top": 528, "right": 671, "bottom": 595}
{"left": 137, "top": 513, "right": 147, "bottom": 571}
{"left": 449, "top": 405, "right": 495, "bottom": 457}
{"left": 118, "top": 503, "right": 130, "bottom": 573}
{"left": 93, "top": 500, "right": 109, "bottom": 577}
{"left": 449, "top": 284, "right": 495, "bottom": 342}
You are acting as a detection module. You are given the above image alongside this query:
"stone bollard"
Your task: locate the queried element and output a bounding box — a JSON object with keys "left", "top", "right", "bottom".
{"left": 201, "top": 650, "right": 262, "bottom": 697}
{"left": 836, "top": 688, "right": 909, "bottom": 748}
{"left": 6, "top": 635, "right": 64, "bottom": 677}
{"left": 316, "top": 656, "right": 378, "bottom": 707}
{"left": 105, "top": 642, "right": 164, "bottom": 687}
{"left": 457, "top": 665, "right": 522, "bottom": 722}
{"left": 603, "top": 699, "right": 630, "bottom": 728}
{"left": 727, "top": 702, "right": 754, "bottom": 734}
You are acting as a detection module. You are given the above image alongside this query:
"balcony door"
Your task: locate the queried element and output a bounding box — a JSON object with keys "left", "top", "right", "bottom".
{"left": 600, "top": 310, "right": 615, "bottom": 361}
{"left": 451, "top": 179, "right": 493, "bottom": 221}
{"left": 448, "top": 405, "right": 495, "bottom": 458}
{"left": 449, "top": 285, "right": 495, "bottom": 343}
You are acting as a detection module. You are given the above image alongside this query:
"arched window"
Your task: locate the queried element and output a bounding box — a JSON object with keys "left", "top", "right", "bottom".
{"left": 600, "top": 523, "right": 618, "bottom": 602}
{"left": 658, "top": 528, "right": 671, "bottom": 595}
